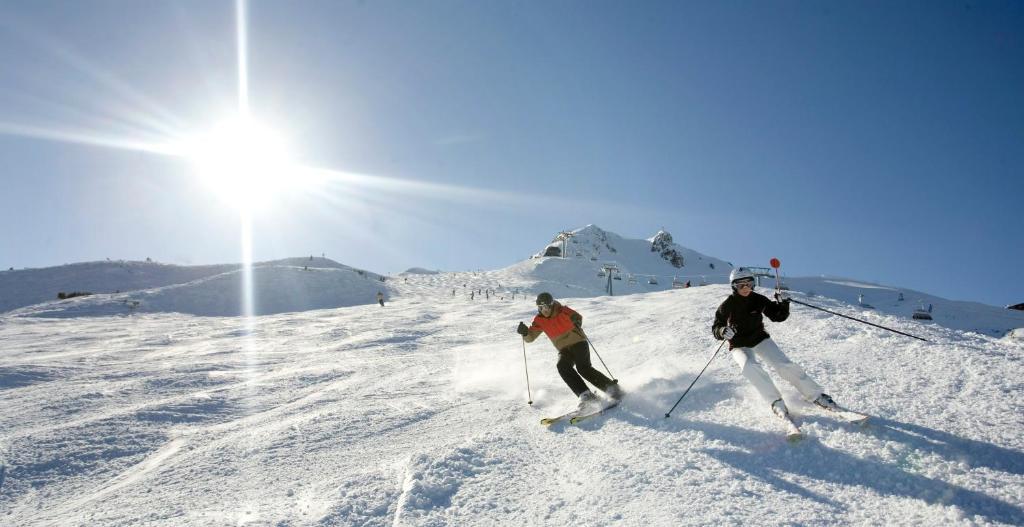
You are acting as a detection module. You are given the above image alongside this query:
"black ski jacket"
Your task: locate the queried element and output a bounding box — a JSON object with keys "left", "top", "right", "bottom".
{"left": 712, "top": 291, "right": 789, "bottom": 349}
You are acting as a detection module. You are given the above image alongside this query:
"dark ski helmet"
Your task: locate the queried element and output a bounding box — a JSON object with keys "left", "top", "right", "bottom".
{"left": 536, "top": 292, "right": 554, "bottom": 307}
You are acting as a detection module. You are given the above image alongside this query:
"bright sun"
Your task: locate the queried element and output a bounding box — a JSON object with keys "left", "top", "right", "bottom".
{"left": 187, "top": 116, "right": 295, "bottom": 210}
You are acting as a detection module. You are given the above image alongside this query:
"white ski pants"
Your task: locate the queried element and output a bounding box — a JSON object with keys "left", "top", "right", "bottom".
{"left": 731, "top": 338, "right": 823, "bottom": 406}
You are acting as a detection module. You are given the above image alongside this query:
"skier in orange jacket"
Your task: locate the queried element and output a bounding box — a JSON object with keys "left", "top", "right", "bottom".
{"left": 517, "top": 292, "right": 621, "bottom": 409}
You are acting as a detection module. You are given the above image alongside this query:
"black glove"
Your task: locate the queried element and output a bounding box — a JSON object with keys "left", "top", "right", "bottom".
{"left": 774, "top": 291, "right": 790, "bottom": 303}
{"left": 516, "top": 322, "right": 529, "bottom": 337}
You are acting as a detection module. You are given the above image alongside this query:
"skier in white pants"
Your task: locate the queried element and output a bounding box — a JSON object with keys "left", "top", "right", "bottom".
{"left": 712, "top": 268, "right": 840, "bottom": 419}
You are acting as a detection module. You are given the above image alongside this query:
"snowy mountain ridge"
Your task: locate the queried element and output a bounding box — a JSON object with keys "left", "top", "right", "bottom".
{"left": 0, "top": 257, "right": 386, "bottom": 317}
{"left": 2, "top": 224, "right": 1022, "bottom": 336}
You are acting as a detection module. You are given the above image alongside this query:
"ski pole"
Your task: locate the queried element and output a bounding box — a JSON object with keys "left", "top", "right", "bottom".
{"left": 582, "top": 334, "right": 617, "bottom": 382}
{"left": 665, "top": 339, "right": 727, "bottom": 418}
{"left": 788, "top": 298, "right": 929, "bottom": 342}
{"left": 521, "top": 337, "right": 533, "bottom": 405}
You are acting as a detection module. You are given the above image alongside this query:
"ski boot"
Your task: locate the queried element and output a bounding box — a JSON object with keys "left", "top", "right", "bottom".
{"left": 577, "top": 390, "right": 600, "bottom": 411}
{"left": 813, "top": 393, "right": 839, "bottom": 411}
{"left": 604, "top": 383, "right": 624, "bottom": 401}
{"left": 771, "top": 398, "right": 790, "bottom": 419}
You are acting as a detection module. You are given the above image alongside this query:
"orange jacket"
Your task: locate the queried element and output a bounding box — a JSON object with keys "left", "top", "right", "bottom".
{"left": 525, "top": 302, "right": 586, "bottom": 351}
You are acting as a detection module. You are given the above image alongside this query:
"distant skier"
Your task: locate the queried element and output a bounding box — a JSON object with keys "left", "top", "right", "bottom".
{"left": 712, "top": 269, "right": 841, "bottom": 421}
{"left": 377, "top": 291, "right": 385, "bottom": 307}
{"left": 517, "top": 292, "right": 622, "bottom": 409}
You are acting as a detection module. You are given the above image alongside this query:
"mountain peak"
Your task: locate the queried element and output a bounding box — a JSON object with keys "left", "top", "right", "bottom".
{"left": 649, "top": 229, "right": 673, "bottom": 247}
{"left": 531, "top": 224, "right": 729, "bottom": 280}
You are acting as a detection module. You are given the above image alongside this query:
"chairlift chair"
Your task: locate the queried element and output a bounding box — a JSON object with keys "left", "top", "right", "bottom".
{"left": 912, "top": 302, "right": 933, "bottom": 320}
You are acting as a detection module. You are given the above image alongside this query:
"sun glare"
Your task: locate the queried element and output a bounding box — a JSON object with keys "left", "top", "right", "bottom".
{"left": 187, "top": 116, "right": 294, "bottom": 210}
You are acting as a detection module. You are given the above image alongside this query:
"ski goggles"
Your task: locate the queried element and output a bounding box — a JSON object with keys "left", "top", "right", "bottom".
{"left": 536, "top": 303, "right": 553, "bottom": 313}
{"left": 732, "top": 279, "right": 755, "bottom": 289}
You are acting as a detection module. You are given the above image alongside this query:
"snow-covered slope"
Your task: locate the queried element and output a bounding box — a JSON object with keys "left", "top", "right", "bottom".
{"left": 401, "top": 268, "right": 441, "bottom": 276}
{"left": 1, "top": 284, "right": 1022, "bottom": 525}
{"left": 781, "top": 276, "right": 1024, "bottom": 338}
{"left": 390, "top": 225, "right": 1023, "bottom": 337}
{"left": 2, "top": 258, "right": 389, "bottom": 317}
{"left": 0, "top": 259, "right": 239, "bottom": 313}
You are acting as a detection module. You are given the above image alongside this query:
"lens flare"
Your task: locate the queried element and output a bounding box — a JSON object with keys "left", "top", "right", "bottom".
{"left": 186, "top": 116, "right": 292, "bottom": 211}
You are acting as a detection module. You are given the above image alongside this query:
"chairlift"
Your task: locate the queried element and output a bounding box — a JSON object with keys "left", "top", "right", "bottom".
{"left": 912, "top": 302, "right": 933, "bottom": 320}
{"left": 628, "top": 275, "right": 637, "bottom": 284}
{"left": 648, "top": 277, "right": 658, "bottom": 285}
{"left": 672, "top": 277, "right": 685, "bottom": 289}
{"left": 597, "top": 271, "right": 606, "bottom": 278}
{"left": 590, "top": 256, "right": 598, "bottom": 261}
{"left": 613, "top": 275, "right": 622, "bottom": 280}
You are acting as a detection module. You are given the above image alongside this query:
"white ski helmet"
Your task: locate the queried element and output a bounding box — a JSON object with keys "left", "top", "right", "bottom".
{"left": 729, "top": 268, "right": 756, "bottom": 288}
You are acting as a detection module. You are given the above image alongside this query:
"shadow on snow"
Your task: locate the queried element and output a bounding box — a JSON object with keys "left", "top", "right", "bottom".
{"left": 578, "top": 374, "right": 1024, "bottom": 524}
{"left": 680, "top": 417, "right": 1024, "bottom": 524}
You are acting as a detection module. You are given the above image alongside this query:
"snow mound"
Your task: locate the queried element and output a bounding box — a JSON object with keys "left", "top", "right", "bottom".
{"left": 7, "top": 261, "right": 390, "bottom": 317}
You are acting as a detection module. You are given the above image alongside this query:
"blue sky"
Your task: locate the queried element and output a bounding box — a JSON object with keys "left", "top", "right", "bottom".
{"left": 0, "top": 1, "right": 1021, "bottom": 306}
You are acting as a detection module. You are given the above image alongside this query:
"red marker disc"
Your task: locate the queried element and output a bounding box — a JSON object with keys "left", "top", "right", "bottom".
{"left": 769, "top": 258, "right": 781, "bottom": 269}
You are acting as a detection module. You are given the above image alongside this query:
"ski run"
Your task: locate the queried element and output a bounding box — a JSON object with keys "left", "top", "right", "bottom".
{"left": 1, "top": 229, "right": 1023, "bottom": 526}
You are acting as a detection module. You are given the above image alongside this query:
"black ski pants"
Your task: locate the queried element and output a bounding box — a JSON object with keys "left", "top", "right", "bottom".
{"left": 557, "top": 341, "right": 614, "bottom": 396}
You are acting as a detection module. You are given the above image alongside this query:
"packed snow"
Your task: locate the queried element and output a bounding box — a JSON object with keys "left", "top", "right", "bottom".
{"left": 1, "top": 226, "right": 1023, "bottom": 526}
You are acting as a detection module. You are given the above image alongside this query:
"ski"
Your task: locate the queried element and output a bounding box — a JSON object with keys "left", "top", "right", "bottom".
{"left": 817, "top": 404, "right": 870, "bottom": 424}
{"left": 540, "top": 410, "right": 581, "bottom": 426}
{"left": 832, "top": 409, "right": 869, "bottom": 425}
{"left": 569, "top": 400, "right": 620, "bottom": 425}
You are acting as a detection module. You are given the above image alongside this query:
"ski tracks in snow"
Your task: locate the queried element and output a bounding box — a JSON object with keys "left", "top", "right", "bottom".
{"left": 2, "top": 281, "right": 1023, "bottom": 525}
{"left": 37, "top": 437, "right": 186, "bottom": 525}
